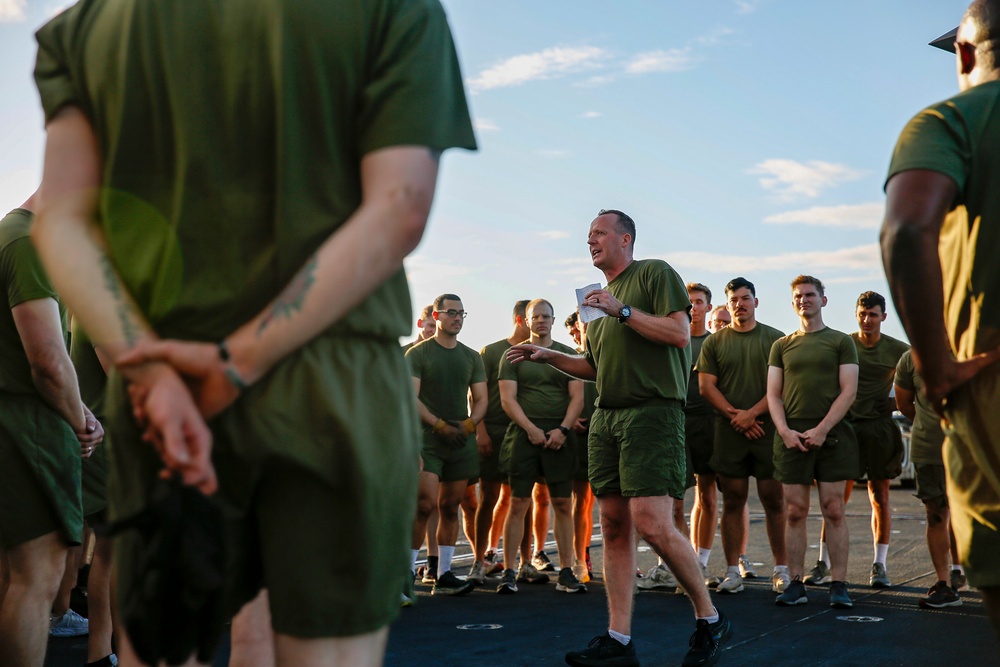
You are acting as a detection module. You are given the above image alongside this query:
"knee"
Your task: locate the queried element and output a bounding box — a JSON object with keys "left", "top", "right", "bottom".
{"left": 415, "top": 496, "right": 436, "bottom": 519}
{"left": 786, "top": 502, "right": 808, "bottom": 523}
{"left": 821, "top": 501, "right": 845, "bottom": 524}
{"left": 924, "top": 501, "right": 948, "bottom": 526}
{"left": 551, "top": 497, "right": 572, "bottom": 515}
{"left": 722, "top": 491, "right": 748, "bottom": 514}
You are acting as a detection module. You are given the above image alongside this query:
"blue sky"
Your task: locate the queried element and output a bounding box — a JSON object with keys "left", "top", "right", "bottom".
{"left": 0, "top": 0, "right": 968, "bottom": 350}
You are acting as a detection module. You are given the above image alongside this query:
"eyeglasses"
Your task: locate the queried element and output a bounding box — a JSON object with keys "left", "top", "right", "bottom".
{"left": 437, "top": 309, "right": 468, "bottom": 319}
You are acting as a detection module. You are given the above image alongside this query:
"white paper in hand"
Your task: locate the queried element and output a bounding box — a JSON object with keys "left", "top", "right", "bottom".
{"left": 576, "top": 283, "right": 606, "bottom": 323}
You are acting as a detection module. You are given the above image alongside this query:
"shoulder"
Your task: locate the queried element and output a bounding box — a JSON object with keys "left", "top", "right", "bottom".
{"left": 551, "top": 340, "right": 576, "bottom": 355}
{"left": 759, "top": 323, "right": 785, "bottom": 340}
{"left": 0, "top": 209, "right": 32, "bottom": 250}
{"left": 885, "top": 334, "right": 910, "bottom": 355}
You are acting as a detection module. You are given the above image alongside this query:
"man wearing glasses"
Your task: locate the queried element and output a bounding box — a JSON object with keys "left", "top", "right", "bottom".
{"left": 406, "top": 294, "right": 487, "bottom": 595}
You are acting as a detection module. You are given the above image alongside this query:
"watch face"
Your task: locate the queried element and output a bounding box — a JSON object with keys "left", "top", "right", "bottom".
{"left": 622, "top": 306, "right": 631, "bottom": 318}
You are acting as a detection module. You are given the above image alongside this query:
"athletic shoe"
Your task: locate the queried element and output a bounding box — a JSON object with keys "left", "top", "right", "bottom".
{"left": 557, "top": 567, "right": 588, "bottom": 593}
{"left": 829, "top": 581, "right": 853, "bottom": 608}
{"left": 533, "top": 550, "right": 556, "bottom": 572}
{"left": 484, "top": 550, "right": 505, "bottom": 576}
{"left": 565, "top": 634, "right": 638, "bottom": 667}
{"left": 803, "top": 560, "right": 832, "bottom": 586}
{"left": 496, "top": 568, "right": 518, "bottom": 594}
{"left": 738, "top": 555, "right": 757, "bottom": 579}
{"left": 702, "top": 563, "right": 720, "bottom": 588}
{"left": 421, "top": 556, "right": 439, "bottom": 584}
{"left": 586, "top": 547, "right": 594, "bottom": 579}
{"left": 50, "top": 609, "right": 89, "bottom": 637}
{"left": 467, "top": 560, "right": 486, "bottom": 585}
{"left": 682, "top": 611, "right": 733, "bottom": 667}
{"left": 517, "top": 562, "right": 549, "bottom": 584}
{"left": 869, "top": 562, "right": 892, "bottom": 588}
{"left": 950, "top": 568, "right": 969, "bottom": 592}
{"left": 86, "top": 654, "right": 118, "bottom": 667}
{"left": 716, "top": 571, "right": 744, "bottom": 594}
{"left": 637, "top": 563, "right": 677, "bottom": 591}
{"left": 775, "top": 577, "right": 808, "bottom": 606}
{"left": 401, "top": 571, "right": 415, "bottom": 607}
{"left": 772, "top": 568, "right": 791, "bottom": 594}
{"left": 573, "top": 558, "right": 592, "bottom": 584}
{"left": 919, "top": 581, "right": 963, "bottom": 609}
{"left": 432, "top": 570, "right": 475, "bottom": 596}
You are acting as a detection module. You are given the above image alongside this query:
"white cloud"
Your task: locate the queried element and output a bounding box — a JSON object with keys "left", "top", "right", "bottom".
{"left": 695, "top": 27, "right": 736, "bottom": 47}
{"left": 748, "top": 159, "right": 864, "bottom": 199}
{"left": 467, "top": 46, "right": 608, "bottom": 93}
{"left": 625, "top": 48, "right": 696, "bottom": 74}
{"left": 581, "top": 111, "right": 602, "bottom": 119}
{"left": 474, "top": 118, "right": 499, "bottom": 132}
{"left": 536, "top": 149, "right": 570, "bottom": 159}
{"left": 538, "top": 230, "right": 570, "bottom": 240}
{"left": 0, "top": 0, "right": 26, "bottom": 22}
{"left": 665, "top": 243, "right": 879, "bottom": 273}
{"left": 764, "top": 202, "right": 884, "bottom": 229}
{"left": 735, "top": 0, "right": 760, "bottom": 14}
{"left": 574, "top": 75, "right": 616, "bottom": 88}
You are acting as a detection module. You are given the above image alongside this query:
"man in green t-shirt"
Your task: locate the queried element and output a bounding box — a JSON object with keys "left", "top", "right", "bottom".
{"left": 470, "top": 299, "right": 529, "bottom": 583}
{"left": 844, "top": 291, "right": 909, "bottom": 589}
{"left": 406, "top": 294, "right": 487, "bottom": 596}
{"left": 495, "top": 299, "right": 585, "bottom": 594}
{"left": 895, "top": 350, "right": 965, "bottom": 609}
{"left": 882, "top": 1, "right": 1000, "bottom": 634}
{"left": 32, "top": 2, "right": 476, "bottom": 663}
{"left": 768, "top": 275, "right": 859, "bottom": 609}
{"left": 0, "top": 200, "right": 103, "bottom": 666}
{"left": 698, "top": 277, "right": 789, "bottom": 596}
{"left": 508, "top": 210, "right": 732, "bottom": 667}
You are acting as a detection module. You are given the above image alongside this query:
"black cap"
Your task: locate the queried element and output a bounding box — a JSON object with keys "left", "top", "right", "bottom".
{"left": 930, "top": 27, "right": 958, "bottom": 53}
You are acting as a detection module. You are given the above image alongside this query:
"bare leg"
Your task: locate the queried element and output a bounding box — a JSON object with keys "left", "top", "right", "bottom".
{"left": 719, "top": 476, "right": 749, "bottom": 567}
{"left": 501, "top": 496, "right": 532, "bottom": 569}
{"left": 757, "top": 478, "right": 787, "bottom": 565}
{"left": 783, "top": 484, "right": 810, "bottom": 579}
{"left": 924, "top": 500, "right": 952, "bottom": 582}
{"left": 51, "top": 544, "right": 81, "bottom": 616}
{"left": 86, "top": 535, "right": 115, "bottom": 664}
{"left": 459, "top": 483, "right": 478, "bottom": 549}
{"left": 437, "top": 480, "right": 469, "bottom": 550}
{"left": 817, "top": 481, "right": 849, "bottom": 581}
{"left": 551, "top": 497, "right": 575, "bottom": 569}
{"left": 598, "top": 495, "right": 639, "bottom": 635}
{"left": 572, "top": 481, "right": 595, "bottom": 562}
{"left": 229, "top": 590, "right": 276, "bottom": 667}
{"left": 673, "top": 497, "right": 689, "bottom": 537}
{"left": 489, "top": 483, "right": 511, "bottom": 553}
{"left": 532, "top": 483, "right": 551, "bottom": 554}
{"left": 868, "top": 479, "right": 892, "bottom": 555}
{"left": 693, "top": 474, "right": 718, "bottom": 551}
{"left": 0, "top": 532, "right": 68, "bottom": 667}
{"left": 411, "top": 472, "right": 439, "bottom": 550}
{"left": 274, "top": 628, "right": 389, "bottom": 667}
{"left": 474, "top": 480, "right": 502, "bottom": 562}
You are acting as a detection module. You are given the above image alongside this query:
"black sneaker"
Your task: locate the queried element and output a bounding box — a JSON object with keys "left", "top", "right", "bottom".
{"left": 682, "top": 612, "right": 733, "bottom": 667}
{"left": 919, "top": 581, "right": 963, "bottom": 609}
{"left": 950, "top": 568, "right": 969, "bottom": 592}
{"left": 432, "top": 570, "right": 474, "bottom": 596}
{"left": 565, "top": 634, "right": 638, "bottom": 667}
{"left": 533, "top": 550, "right": 556, "bottom": 572}
{"left": 829, "top": 581, "right": 853, "bottom": 609}
{"left": 775, "top": 576, "right": 808, "bottom": 606}
{"left": 496, "top": 568, "right": 518, "bottom": 594}
{"left": 557, "top": 567, "right": 587, "bottom": 593}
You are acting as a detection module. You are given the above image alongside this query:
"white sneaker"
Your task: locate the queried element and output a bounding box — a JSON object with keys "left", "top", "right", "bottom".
{"left": 702, "top": 563, "right": 721, "bottom": 588}
{"left": 50, "top": 609, "right": 89, "bottom": 637}
{"left": 717, "top": 570, "right": 744, "bottom": 594}
{"left": 573, "top": 559, "right": 591, "bottom": 584}
{"left": 739, "top": 554, "right": 757, "bottom": 579}
{"left": 772, "top": 568, "right": 791, "bottom": 593}
{"left": 637, "top": 563, "right": 677, "bottom": 590}
{"left": 467, "top": 560, "right": 486, "bottom": 585}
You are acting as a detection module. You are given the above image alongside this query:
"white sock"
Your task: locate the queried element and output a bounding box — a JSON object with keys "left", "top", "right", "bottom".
{"left": 698, "top": 548, "right": 711, "bottom": 567}
{"left": 954, "top": 564, "right": 965, "bottom": 574}
{"left": 608, "top": 629, "right": 631, "bottom": 646}
{"left": 410, "top": 549, "right": 419, "bottom": 573}
{"left": 697, "top": 606, "right": 720, "bottom": 624}
{"left": 874, "top": 542, "right": 888, "bottom": 566}
{"left": 819, "top": 541, "right": 830, "bottom": 567}
{"left": 439, "top": 545, "right": 455, "bottom": 575}
{"left": 774, "top": 564, "right": 788, "bottom": 572}
{"left": 726, "top": 565, "right": 740, "bottom": 577}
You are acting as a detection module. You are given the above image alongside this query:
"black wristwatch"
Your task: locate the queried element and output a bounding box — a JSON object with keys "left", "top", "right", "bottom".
{"left": 558, "top": 425, "right": 570, "bottom": 436}
{"left": 617, "top": 305, "right": 632, "bottom": 323}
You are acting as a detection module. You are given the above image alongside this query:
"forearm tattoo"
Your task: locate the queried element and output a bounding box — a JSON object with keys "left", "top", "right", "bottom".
{"left": 257, "top": 254, "right": 318, "bottom": 336}
{"left": 99, "top": 254, "right": 141, "bottom": 346}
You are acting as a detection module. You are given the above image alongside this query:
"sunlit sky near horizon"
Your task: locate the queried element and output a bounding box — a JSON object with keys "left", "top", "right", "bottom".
{"left": 0, "top": 0, "right": 968, "bottom": 352}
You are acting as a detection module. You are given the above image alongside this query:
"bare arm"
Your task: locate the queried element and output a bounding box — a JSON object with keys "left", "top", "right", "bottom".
{"left": 468, "top": 381, "right": 488, "bottom": 426}
{"left": 803, "top": 364, "right": 858, "bottom": 447}
{"left": 506, "top": 344, "right": 597, "bottom": 381}
{"left": 12, "top": 298, "right": 86, "bottom": 431}
{"left": 882, "top": 170, "right": 1000, "bottom": 408}
{"left": 894, "top": 385, "right": 917, "bottom": 423}
{"left": 583, "top": 288, "right": 690, "bottom": 348}
{"left": 767, "top": 365, "right": 805, "bottom": 452}
{"left": 699, "top": 372, "right": 766, "bottom": 439}
{"left": 499, "top": 379, "right": 546, "bottom": 446}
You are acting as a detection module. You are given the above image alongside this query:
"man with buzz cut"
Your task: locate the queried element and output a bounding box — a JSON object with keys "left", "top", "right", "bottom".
{"left": 407, "top": 294, "right": 487, "bottom": 596}
{"left": 698, "top": 277, "right": 789, "bottom": 596}
{"left": 495, "top": 298, "right": 585, "bottom": 594}
{"left": 768, "top": 275, "right": 859, "bottom": 609}
{"left": 403, "top": 304, "right": 436, "bottom": 353}
{"left": 508, "top": 209, "right": 732, "bottom": 667}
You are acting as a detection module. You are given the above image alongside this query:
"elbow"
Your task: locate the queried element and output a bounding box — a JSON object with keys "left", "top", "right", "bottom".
{"left": 390, "top": 185, "right": 434, "bottom": 256}
{"left": 30, "top": 357, "right": 71, "bottom": 393}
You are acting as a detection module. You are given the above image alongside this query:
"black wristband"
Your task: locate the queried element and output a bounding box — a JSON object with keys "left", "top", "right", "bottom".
{"left": 558, "top": 425, "right": 570, "bottom": 436}
{"left": 218, "top": 339, "right": 232, "bottom": 362}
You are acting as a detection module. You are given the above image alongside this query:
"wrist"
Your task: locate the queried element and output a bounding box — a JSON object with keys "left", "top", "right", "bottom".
{"left": 223, "top": 331, "right": 263, "bottom": 386}
{"left": 557, "top": 425, "right": 570, "bottom": 436}
{"left": 461, "top": 418, "right": 476, "bottom": 435}
{"left": 433, "top": 418, "right": 449, "bottom": 434}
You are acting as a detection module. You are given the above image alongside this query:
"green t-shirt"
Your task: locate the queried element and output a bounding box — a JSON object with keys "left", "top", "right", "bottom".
{"left": 886, "top": 79, "right": 1000, "bottom": 359}
{"left": 584, "top": 259, "right": 692, "bottom": 408}
{"left": 0, "top": 208, "right": 64, "bottom": 397}
{"left": 34, "top": 0, "right": 477, "bottom": 343}
{"left": 768, "top": 326, "right": 859, "bottom": 421}
{"left": 849, "top": 332, "right": 909, "bottom": 421}
{"left": 684, "top": 333, "right": 712, "bottom": 415}
{"left": 697, "top": 322, "right": 784, "bottom": 414}
{"left": 894, "top": 350, "right": 944, "bottom": 465}
{"left": 498, "top": 340, "right": 578, "bottom": 421}
{"left": 406, "top": 338, "right": 486, "bottom": 428}
{"left": 480, "top": 338, "right": 512, "bottom": 428}
{"left": 69, "top": 319, "right": 107, "bottom": 419}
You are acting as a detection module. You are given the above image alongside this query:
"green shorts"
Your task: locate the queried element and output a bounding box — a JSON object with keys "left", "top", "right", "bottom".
{"left": 479, "top": 423, "right": 509, "bottom": 484}
{"left": 500, "top": 420, "right": 576, "bottom": 498}
{"left": 0, "top": 393, "right": 82, "bottom": 549}
{"left": 711, "top": 416, "right": 776, "bottom": 480}
{"left": 106, "top": 333, "right": 421, "bottom": 638}
{"left": 915, "top": 463, "right": 948, "bottom": 508}
{"left": 421, "top": 429, "right": 480, "bottom": 483}
{"left": 942, "top": 364, "right": 1000, "bottom": 588}
{"left": 853, "top": 417, "right": 904, "bottom": 480}
{"left": 82, "top": 430, "right": 110, "bottom": 520}
{"left": 588, "top": 401, "right": 686, "bottom": 499}
{"left": 773, "top": 419, "right": 859, "bottom": 485}
{"left": 684, "top": 411, "right": 716, "bottom": 488}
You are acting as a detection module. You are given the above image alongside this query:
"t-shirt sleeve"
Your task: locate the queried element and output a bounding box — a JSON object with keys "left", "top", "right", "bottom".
{"left": 497, "top": 353, "right": 516, "bottom": 381}
{"left": 647, "top": 261, "right": 692, "bottom": 318}
{"left": 894, "top": 352, "right": 915, "bottom": 392}
{"left": 885, "top": 102, "right": 969, "bottom": 193}
{"left": 470, "top": 350, "right": 487, "bottom": 384}
{"left": 696, "top": 335, "right": 718, "bottom": 375}
{"left": 405, "top": 344, "right": 423, "bottom": 379}
{"left": 34, "top": 8, "right": 82, "bottom": 123}
{"left": 838, "top": 334, "right": 860, "bottom": 365}
{"left": 357, "top": 0, "right": 477, "bottom": 156}
{"left": 767, "top": 338, "right": 785, "bottom": 368}
{"left": 2, "top": 237, "right": 59, "bottom": 309}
